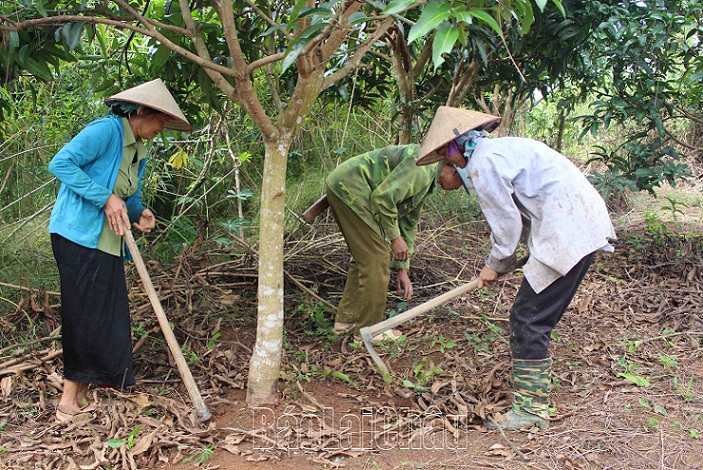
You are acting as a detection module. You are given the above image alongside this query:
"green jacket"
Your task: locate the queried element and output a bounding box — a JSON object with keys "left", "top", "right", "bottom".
{"left": 326, "top": 145, "right": 439, "bottom": 270}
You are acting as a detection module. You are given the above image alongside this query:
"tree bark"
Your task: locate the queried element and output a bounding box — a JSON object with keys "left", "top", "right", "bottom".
{"left": 246, "top": 138, "right": 290, "bottom": 406}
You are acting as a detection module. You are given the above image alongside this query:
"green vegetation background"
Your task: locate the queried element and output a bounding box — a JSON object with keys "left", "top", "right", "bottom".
{"left": 0, "top": 66, "right": 694, "bottom": 345}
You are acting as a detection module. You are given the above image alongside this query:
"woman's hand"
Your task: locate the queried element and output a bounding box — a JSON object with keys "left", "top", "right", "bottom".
{"left": 391, "top": 236, "right": 409, "bottom": 261}
{"left": 104, "top": 195, "right": 130, "bottom": 236}
{"left": 396, "top": 268, "right": 413, "bottom": 301}
{"left": 133, "top": 209, "right": 156, "bottom": 233}
{"left": 478, "top": 265, "right": 500, "bottom": 288}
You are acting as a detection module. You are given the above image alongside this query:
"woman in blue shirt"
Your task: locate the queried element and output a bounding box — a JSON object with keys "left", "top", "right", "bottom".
{"left": 48, "top": 79, "right": 191, "bottom": 422}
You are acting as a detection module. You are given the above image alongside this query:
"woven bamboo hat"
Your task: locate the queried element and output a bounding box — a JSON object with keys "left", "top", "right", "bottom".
{"left": 416, "top": 107, "right": 501, "bottom": 165}
{"left": 105, "top": 79, "right": 191, "bottom": 131}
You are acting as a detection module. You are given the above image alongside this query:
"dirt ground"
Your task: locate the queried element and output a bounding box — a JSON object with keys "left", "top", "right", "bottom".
{"left": 1, "top": 198, "right": 702, "bottom": 470}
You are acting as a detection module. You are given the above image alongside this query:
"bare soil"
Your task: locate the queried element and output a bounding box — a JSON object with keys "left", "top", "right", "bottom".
{"left": 1, "top": 213, "right": 702, "bottom": 470}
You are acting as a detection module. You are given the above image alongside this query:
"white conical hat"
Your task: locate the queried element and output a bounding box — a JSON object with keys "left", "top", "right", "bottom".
{"left": 105, "top": 79, "right": 192, "bottom": 131}
{"left": 416, "top": 107, "right": 501, "bottom": 165}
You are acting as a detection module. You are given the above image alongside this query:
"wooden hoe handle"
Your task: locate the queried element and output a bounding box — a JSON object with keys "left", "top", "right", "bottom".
{"left": 124, "top": 229, "right": 212, "bottom": 422}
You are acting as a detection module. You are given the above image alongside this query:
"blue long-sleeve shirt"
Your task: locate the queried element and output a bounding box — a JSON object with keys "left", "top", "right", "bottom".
{"left": 48, "top": 116, "right": 147, "bottom": 249}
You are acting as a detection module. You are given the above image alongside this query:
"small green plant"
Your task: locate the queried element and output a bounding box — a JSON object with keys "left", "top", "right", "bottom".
{"left": 673, "top": 375, "right": 696, "bottom": 402}
{"left": 615, "top": 354, "right": 650, "bottom": 387}
{"left": 291, "top": 350, "right": 308, "bottom": 363}
{"left": 293, "top": 301, "right": 336, "bottom": 345}
{"left": 181, "top": 345, "right": 200, "bottom": 364}
{"left": 291, "top": 363, "right": 316, "bottom": 383}
{"left": 411, "top": 357, "right": 443, "bottom": 387}
{"left": 645, "top": 417, "right": 661, "bottom": 431}
{"left": 465, "top": 332, "right": 489, "bottom": 353}
{"left": 106, "top": 425, "right": 143, "bottom": 449}
{"left": 183, "top": 444, "right": 214, "bottom": 464}
{"left": 387, "top": 301, "right": 408, "bottom": 318}
{"left": 658, "top": 354, "right": 678, "bottom": 370}
{"left": 132, "top": 323, "right": 149, "bottom": 338}
{"left": 620, "top": 338, "right": 643, "bottom": 353}
{"left": 660, "top": 196, "right": 688, "bottom": 219}
{"left": 207, "top": 332, "right": 221, "bottom": 350}
{"left": 430, "top": 335, "right": 457, "bottom": 353}
{"left": 320, "top": 369, "right": 359, "bottom": 389}
{"left": 660, "top": 328, "right": 676, "bottom": 347}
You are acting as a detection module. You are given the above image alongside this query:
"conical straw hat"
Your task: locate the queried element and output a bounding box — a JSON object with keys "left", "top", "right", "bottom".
{"left": 416, "top": 107, "right": 501, "bottom": 165}
{"left": 105, "top": 79, "right": 192, "bottom": 131}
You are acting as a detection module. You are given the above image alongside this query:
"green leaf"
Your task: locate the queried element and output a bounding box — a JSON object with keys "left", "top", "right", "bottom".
{"left": 330, "top": 371, "right": 351, "bottom": 382}
{"left": 432, "top": 22, "right": 458, "bottom": 70}
{"left": 286, "top": 0, "right": 309, "bottom": 32}
{"left": 617, "top": 372, "right": 650, "bottom": 387}
{"left": 261, "top": 24, "right": 287, "bottom": 38}
{"left": 35, "top": 0, "right": 48, "bottom": 17}
{"left": 281, "top": 23, "right": 325, "bottom": 73}
{"left": 408, "top": 0, "right": 452, "bottom": 44}
{"left": 535, "top": 0, "right": 548, "bottom": 11}
{"left": 18, "top": 55, "right": 53, "bottom": 81}
{"left": 551, "top": 0, "right": 566, "bottom": 16}
{"left": 226, "top": 189, "right": 254, "bottom": 200}
{"left": 106, "top": 438, "right": 124, "bottom": 449}
{"left": 382, "top": 0, "right": 416, "bottom": 16}
{"left": 9, "top": 31, "right": 19, "bottom": 52}
{"left": 61, "top": 22, "right": 85, "bottom": 51}
{"left": 152, "top": 44, "right": 171, "bottom": 68}
{"left": 93, "top": 79, "right": 116, "bottom": 94}
{"left": 348, "top": 12, "right": 370, "bottom": 26}
{"left": 299, "top": 6, "right": 334, "bottom": 21}
{"left": 516, "top": 0, "right": 534, "bottom": 35}
{"left": 464, "top": 10, "right": 504, "bottom": 39}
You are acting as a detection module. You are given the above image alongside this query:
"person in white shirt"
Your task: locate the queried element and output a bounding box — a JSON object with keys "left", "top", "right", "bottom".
{"left": 416, "top": 106, "right": 616, "bottom": 430}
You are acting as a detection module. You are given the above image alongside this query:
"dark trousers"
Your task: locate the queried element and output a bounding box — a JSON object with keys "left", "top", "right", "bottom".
{"left": 510, "top": 252, "right": 596, "bottom": 360}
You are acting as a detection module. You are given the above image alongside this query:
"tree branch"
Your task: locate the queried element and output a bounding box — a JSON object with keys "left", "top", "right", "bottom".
{"left": 323, "top": 16, "right": 395, "bottom": 88}
{"left": 215, "top": 0, "right": 277, "bottom": 137}
{"left": 8, "top": 14, "right": 239, "bottom": 79}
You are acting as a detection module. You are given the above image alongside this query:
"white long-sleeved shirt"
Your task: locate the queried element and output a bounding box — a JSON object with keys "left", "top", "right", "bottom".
{"left": 467, "top": 137, "right": 616, "bottom": 293}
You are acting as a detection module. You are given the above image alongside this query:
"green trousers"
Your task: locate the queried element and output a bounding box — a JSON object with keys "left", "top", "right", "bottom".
{"left": 326, "top": 187, "right": 390, "bottom": 335}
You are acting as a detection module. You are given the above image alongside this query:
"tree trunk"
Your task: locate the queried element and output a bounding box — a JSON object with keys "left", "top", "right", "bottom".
{"left": 246, "top": 137, "right": 291, "bottom": 406}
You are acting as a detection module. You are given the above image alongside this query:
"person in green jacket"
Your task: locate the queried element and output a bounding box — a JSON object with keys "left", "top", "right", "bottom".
{"left": 326, "top": 144, "right": 464, "bottom": 340}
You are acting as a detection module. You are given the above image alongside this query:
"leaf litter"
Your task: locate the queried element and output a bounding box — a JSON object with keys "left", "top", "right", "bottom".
{"left": 0, "top": 218, "right": 702, "bottom": 469}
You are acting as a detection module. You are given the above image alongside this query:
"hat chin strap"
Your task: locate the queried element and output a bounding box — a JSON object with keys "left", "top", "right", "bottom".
{"left": 453, "top": 158, "right": 472, "bottom": 195}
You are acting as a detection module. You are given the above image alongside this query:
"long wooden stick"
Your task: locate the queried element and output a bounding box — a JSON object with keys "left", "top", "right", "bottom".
{"left": 360, "top": 256, "right": 528, "bottom": 372}
{"left": 123, "top": 229, "right": 212, "bottom": 422}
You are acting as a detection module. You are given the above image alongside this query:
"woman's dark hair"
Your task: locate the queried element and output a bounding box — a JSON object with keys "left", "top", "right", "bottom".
{"left": 106, "top": 100, "right": 165, "bottom": 119}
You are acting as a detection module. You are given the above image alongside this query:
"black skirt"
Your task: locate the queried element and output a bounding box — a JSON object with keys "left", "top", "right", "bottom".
{"left": 51, "top": 233, "right": 135, "bottom": 388}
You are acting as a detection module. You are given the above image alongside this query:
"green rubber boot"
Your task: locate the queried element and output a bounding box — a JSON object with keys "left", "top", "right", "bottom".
{"left": 484, "top": 358, "right": 552, "bottom": 431}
